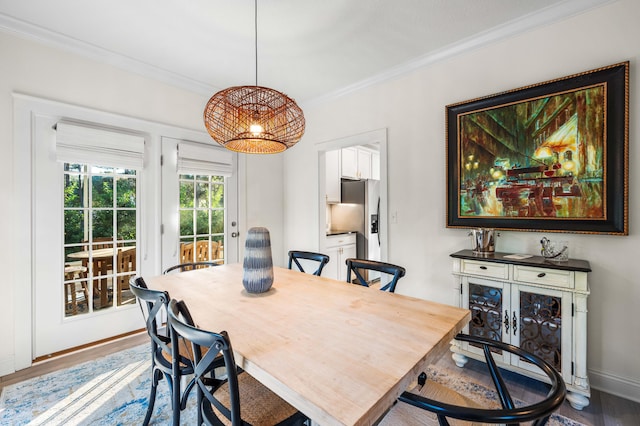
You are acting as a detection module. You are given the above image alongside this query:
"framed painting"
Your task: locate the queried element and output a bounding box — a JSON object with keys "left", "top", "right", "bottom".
{"left": 446, "top": 62, "right": 629, "bottom": 235}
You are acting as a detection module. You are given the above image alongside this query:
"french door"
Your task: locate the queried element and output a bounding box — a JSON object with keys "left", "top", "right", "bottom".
{"left": 33, "top": 115, "right": 141, "bottom": 357}
{"left": 32, "top": 125, "right": 239, "bottom": 358}
{"left": 160, "top": 137, "right": 239, "bottom": 272}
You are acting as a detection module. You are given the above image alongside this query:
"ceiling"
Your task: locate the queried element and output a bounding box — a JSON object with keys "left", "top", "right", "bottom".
{"left": 0, "top": 0, "right": 609, "bottom": 105}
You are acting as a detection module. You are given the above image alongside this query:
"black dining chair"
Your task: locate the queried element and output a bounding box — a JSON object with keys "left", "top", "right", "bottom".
{"left": 167, "top": 299, "right": 309, "bottom": 426}
{"left": 130, "top": 277, "right": 199, "bottom": 426}
{"left": 345, "top": 258, "right": 406, "bottom": 292}
{"left": 163, "top": 261, "right": 220, "bottom": 274}
{"left": 287, "top": 250, "right": 330, "bottom": 276}
{"left": 378, "top": 334, "right": 567, "bottom": 426}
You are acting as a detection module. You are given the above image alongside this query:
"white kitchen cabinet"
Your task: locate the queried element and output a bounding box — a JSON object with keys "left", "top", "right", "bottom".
{"left": 324, "top": 233, "right": 356, "bottom": 281}
{"left": 450, "top": 250, "right": 591, "bottom": 410}
{"left": 341, "top": 147, "right": 358, "bottom": 179}
{"left": 371, "top": 151, "right": 380, "bottom": 180}
{"left": 340, "top": 147, "right": 378, "bottom": 180}
{"left": 325, "top": 149, "right": 341, "bottom": 203}
{"left": 357, "top": 149, "right": 372, "bottom": 179}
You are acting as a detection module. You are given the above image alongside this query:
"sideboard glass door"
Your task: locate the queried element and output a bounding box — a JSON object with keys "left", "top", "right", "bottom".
{"left": 461, "top": 276, "right": 510, "bottom": 364}
{"left": 511, "top": 284, "right": 572, "bottom": 381}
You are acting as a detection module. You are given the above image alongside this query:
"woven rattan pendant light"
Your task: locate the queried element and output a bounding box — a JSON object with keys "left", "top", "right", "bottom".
{"left": 203, "top": 0, "right": 305, "bottom": 154}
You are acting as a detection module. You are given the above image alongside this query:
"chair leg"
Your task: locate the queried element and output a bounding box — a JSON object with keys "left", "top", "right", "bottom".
{"left": 169, "top": 374, "right": 181, "bottom": 426}
{"left": 143, "top": 367, "right": 163, "bottom": 426}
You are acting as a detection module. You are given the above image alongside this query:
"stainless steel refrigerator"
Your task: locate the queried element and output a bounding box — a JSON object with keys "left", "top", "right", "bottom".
{"left": 339, "top": 179, "right": 381, "bottom": 280}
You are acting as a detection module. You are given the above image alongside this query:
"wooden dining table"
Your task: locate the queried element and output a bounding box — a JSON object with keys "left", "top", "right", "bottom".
{"left": 144, "top": 264, "right": 470, "bottom": 426}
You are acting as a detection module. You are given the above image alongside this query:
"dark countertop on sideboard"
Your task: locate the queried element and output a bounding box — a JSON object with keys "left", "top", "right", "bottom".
{"left": 450, "top": 249, "right": 591, "bottom": 272}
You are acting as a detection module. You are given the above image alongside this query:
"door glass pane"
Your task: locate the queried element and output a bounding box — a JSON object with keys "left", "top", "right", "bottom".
{"left": 91, "top": 174, "right": 113, "bottom": 208}
{"left": 179, "top": 173, "right": 226, "bottom": 265}
{"left": 63, "top": 164, "right": 138, "bottom": 318}
{"left": 196, "top": 210, "right": 208, "bottom": 234}
{"left": 469, "top": 282, "right": 503, "bottom": 353}
{"left": 180, "top": 180, "right": 194, "bottom": 207}
{"left": 116, "top": 177, "right": 137, "bottom": 208}
{"left": 520, "top": 291, "right": 562, "bottom": 371}
{"left": 92, "top": 210, "right": 113, "bottom": 239}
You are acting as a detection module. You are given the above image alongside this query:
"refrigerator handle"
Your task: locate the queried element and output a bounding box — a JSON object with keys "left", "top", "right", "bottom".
{"left": 377, "top": 197, "right": 381, "bottom": 246}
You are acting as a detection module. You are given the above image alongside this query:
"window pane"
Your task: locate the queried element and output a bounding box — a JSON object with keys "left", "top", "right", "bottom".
{"left": 64, "top": 174, "right": 85, "bottom": 208}
{"left": 116, "top": 177, "right": 137, "bottom": 208}
{"left": 180, "top": 210, "right": 194, "bottom": 236}
{"left": 196, "top": 210, "right": 209, "bottom": 235}
{"left": 92, "top": 210, "right": 113, "bottom": 239}
{"left": 211, "top": 210, "right": 224, "bottom": 234}
{"left": 63, "top": 280, "right": 89, "bottom": 318}
{"left": 64, "top": 210, "right": 85, "bottom": 244}
{"left": 116, "top": 247, "right": 136, "bottom": 306}
{"left": 176, "top": 174, "right": 226, "bottom": 266}
{"left": 179, "top": 239, "right": 194, "bottom": 263}
{"left": 65, "top": 163, "right": 84, "bottom": 173}
{"left": 211, "top": 183, "right": 224, "bottom": 208}
{"left": 63, "top": 162, "right": 138, "bottom": 317}
{"left": 117, "top": 210, "right": 136, "bottom": 241}
{"left": 213, "top": 235, "right": 224, "bottom": 262}
{"left": 180, "top": 181, "right": 194, "bottom": 208}
{"left": 92, "top": 175, "right": 113, "bottom": 208}
{"left": 92, "top": 165, "right": 114, "bottom": 174}
{"left": 196, "top": 182, "right": 209, "bottom": 208}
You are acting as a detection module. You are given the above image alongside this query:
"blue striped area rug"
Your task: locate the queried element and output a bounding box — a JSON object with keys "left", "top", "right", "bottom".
{"left": 0, "top": 345, "right": 197, "bottom": 425}
{"left": 0, "top": 344, "right": 585, "bottom": 425}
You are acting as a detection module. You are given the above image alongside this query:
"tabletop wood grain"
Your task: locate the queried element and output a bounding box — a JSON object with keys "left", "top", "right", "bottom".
{"left": 145, "top": 264, "right": 470, "bottom": 426}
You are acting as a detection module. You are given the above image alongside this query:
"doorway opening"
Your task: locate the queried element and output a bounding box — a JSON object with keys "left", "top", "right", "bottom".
{"left": 317, "top": 129, "right": 388, "bottom": 281}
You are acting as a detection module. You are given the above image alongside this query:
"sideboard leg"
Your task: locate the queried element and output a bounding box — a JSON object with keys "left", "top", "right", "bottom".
{"left": 451, "top": 352, "right": 468, "bottom": 368}
{"left": 566, "top": 392, "right": 590, "bottom": 410}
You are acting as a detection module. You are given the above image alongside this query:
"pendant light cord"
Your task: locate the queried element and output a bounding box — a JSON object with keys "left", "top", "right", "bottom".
{"left": 254, "top": 0, "right": 258, "bottom": 86}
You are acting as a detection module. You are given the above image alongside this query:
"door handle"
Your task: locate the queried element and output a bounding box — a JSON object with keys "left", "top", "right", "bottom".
{"left": 504, "top": 310, "right": 509, "bottom": 334}
{"left": 512, "top": 311, "right": 518, "bottom": 335}
{"left": 231, "top": 232, "right": 239, "bottom": 238}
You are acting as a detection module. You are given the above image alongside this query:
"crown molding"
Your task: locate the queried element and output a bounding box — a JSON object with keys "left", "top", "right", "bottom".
{"left": 0, "top": 0, "right": 616, "bottom": 106}
{"left": 302, "top": 0, "right": 616, "bottom": 109}
{"left": 0, "top": 13, "right": 217, "bottom": 96}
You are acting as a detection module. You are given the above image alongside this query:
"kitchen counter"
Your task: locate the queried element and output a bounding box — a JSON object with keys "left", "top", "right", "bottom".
{"left": 326, "top": 230, "right": 356, "bottom": 236}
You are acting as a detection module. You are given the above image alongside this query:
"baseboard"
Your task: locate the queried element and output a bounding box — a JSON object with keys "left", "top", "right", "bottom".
{"left": 0, "top": 355, "right": 15, "bottom": 377}
{"left": 589, "top": 368, "right": 640, "bottom": 404}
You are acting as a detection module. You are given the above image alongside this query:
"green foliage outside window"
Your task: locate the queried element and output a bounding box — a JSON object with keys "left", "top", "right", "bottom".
{"left": 179, "top": 175, "right": 224, "bottom": 237}
{"left": 63, "top": 165, "right": 137, "bottom": 247}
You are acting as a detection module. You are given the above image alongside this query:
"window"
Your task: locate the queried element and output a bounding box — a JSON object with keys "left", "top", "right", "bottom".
{"left": 63, "top": 163, "right": 138, "bottom": 317}
{"left": 178, "top": 174, "right": 225, "bottom": 265}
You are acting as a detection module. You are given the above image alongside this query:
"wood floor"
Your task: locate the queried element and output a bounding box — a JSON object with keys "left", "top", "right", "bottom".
{"left": 1, "top": 333, "right": 639, "bottom": 426}
{"left": 0, "top": 331, "right": 148, "bottom": 390}
{"left": 432, "top": 355, "right": 640, "bottom": 426}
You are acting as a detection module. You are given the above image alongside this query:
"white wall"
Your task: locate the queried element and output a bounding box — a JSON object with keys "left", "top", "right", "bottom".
{"left": 0, "top": 32, "right": 283, "bottom": 373}
{"left": 284, "top": 0, "right": 640, "bottom": 401}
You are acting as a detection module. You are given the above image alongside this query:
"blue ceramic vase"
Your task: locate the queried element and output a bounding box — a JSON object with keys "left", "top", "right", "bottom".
{"left": 242, "top": 227, "right": 274, "bottom": 293}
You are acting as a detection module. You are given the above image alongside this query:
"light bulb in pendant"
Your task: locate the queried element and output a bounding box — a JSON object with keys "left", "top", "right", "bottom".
{"left": 250, "top": 123, "right": 264, "bottom": 135}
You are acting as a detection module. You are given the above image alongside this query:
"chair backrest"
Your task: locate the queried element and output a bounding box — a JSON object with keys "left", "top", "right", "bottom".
{"left": 287, "top": 250, "right": 330, "bottom": 276}
{"left": 129, "top": 277, "right": 172, "bottom": 356}
{"left": 163, "top": 261, "right": 220, "bottom": 274}
{"left": 167, "top": 299, "right": 243, "bottom": 425}
{"left": 116, "top": 248, "right": 136, "bottom": 305}
{"left": 397, "top": 334, "right": 566, "bottom": 425}
{"left": 180, "top": 242, "right": 194, "bottom": 263}
{"left": 345, "top": 258, "right": 406, "bottom": 292}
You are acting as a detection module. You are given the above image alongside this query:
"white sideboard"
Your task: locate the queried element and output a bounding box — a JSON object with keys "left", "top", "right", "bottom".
{"left": 450, "top": 249, "right": 591, "bottom": 410}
